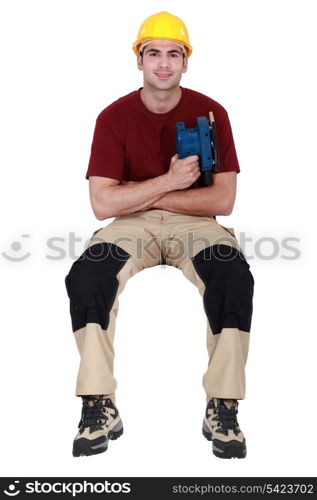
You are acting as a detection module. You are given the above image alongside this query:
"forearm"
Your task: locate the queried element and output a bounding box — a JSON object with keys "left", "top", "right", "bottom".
{"left": 95, "top": 174, "right": 172, "bottom": 219}
{"left": 152, "top": 185, "right": 231, "bottom": 216}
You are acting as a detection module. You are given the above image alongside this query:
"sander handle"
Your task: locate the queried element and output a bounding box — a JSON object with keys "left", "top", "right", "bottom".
{"left": 209, "top": 111, "right": 220, "bottom": 173}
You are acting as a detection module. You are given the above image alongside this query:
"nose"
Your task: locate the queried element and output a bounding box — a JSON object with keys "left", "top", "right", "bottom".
{"left": 157, "top": 54, "right": 170, "bottom": 68}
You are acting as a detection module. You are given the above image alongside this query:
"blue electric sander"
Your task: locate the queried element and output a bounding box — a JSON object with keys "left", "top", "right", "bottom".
{"left": 176, "top": 112, "right": 220, "bottom": 186}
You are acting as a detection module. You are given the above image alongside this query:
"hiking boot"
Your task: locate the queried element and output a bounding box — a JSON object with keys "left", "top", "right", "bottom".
{"left": 202, "top": 398, "right": 246, "bottom": 459}
{"left": 72, "top": 395, "right": 123, "bottom": 457}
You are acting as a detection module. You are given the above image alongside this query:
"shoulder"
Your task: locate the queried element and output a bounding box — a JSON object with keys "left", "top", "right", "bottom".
{"left": 96, "top": 90, "right": 139, "bottom": 123}
{"left": 182, "top": 87, "right": 228, "bottom": 115}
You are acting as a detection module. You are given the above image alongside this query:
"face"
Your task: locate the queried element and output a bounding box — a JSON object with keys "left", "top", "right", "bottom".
{"left": 137, "top": 41, "right": 188, "bottom": 91}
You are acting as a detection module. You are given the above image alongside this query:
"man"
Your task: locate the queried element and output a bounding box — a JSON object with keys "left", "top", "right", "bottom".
{"left": 65, "top": 11, "right": 254, "bottom": 459}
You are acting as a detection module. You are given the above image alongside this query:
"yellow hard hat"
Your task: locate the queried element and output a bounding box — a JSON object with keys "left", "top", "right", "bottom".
{"left": 132, "top": 11, "right": 192, "bottom": 57}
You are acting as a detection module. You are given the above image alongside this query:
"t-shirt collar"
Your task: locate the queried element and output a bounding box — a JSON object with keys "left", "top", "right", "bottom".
{"left": 135, "top": 86, "right": 186, "bottom": 119}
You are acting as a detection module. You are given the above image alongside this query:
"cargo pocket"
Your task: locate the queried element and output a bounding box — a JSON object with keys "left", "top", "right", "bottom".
{"left": 218, "top": 225, "right": 246, "bottom": 258}
{"left": 92, "top": 227, "right": 103, "bottom": 238}
{"left": 220, "top": 225, "right": 236, "bottom": 239}
{"left": 86, "top": 227, "right": 104, "bottom": 247}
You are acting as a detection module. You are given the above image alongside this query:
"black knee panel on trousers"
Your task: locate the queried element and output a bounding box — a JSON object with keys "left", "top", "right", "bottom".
{"left": 192, "top": 244, "right": 254, "bottom": 335}
{"left": 65, "top": 243, "right": 131, "bottom": 332}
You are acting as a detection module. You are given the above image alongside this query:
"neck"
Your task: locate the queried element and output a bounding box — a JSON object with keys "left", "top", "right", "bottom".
{"left": 140, "top": 85, "right": 182, "bottom": 113}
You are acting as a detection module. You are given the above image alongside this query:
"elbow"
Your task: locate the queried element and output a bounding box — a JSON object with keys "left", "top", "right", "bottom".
{"left": 219, "top": 189, "right": 236, "bottom": 216}
{"left": 222, "top": 204, "right": 234, "bottom": 216}
{"left": 95, "top": 210, "right": 114, "bottom": 221}
{"left": 93, "top": 202, "right": 122, "bottom": 220}
{"left": 91, "top": 193, "right": 114, "bottom": 220}
{"left": 209, "top": 185, "right": 235, "bottom": 216}
{"left": 217, "top": 199, "right": 234, "bottom": 216}
{"left": 90, "top": 185, "right": 122, "bottom": 220}
{"left": 95, "top": 212, "right": 107, "bottom": 221}
{"left": 93, "top": 203, "right": 111, "bottom": 221}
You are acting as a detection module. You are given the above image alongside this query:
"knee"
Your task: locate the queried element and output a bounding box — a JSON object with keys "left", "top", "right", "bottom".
{"left": 65, "top": 242, "right": 131, "bottom": 332}
{"left": 192, "top": 244, "right": 254, "bottom": 334}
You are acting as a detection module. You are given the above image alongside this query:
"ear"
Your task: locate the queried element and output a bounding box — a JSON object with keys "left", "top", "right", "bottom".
{"left": 182, "top": 57, "right": 188, "bottom": 74}
{"left": 137, "top": 55, "right": 143, "bottom": 71}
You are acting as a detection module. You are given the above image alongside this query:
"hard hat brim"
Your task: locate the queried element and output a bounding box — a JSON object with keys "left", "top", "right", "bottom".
{"left": 132, "top": 37, "right": 192, "bottom": 57}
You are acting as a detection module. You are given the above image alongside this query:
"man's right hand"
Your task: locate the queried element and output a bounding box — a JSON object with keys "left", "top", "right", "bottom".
{"left": 166, "top": 154, "right": 201, "bottom": 190}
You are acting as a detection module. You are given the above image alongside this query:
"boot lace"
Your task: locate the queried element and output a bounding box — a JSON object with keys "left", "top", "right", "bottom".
{"left": 214, "top": 400, "right": 241, "bottom": 436}
{"left": 78, "top": 396, "right": 113, "bottom": 434}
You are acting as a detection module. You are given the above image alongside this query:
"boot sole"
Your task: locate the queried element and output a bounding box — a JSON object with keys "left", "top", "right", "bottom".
{"left": 73, "top": 426, "right": 123, "bottom": 457}
{"left": 202, "top": 427, "right": 247, "bottom": 459}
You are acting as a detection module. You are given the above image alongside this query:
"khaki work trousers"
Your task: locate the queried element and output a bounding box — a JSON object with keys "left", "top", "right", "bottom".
{"left": 65, "top": 209, "right": 254, "bottom": 403}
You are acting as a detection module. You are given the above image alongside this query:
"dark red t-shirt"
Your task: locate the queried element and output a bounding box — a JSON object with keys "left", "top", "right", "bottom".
{"left": 86, "top": 87, "right": 240, "bottom": 183}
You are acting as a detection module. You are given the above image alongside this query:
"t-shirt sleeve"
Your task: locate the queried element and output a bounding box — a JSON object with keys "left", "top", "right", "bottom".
{"left": 85, "top": 112, "right": 125, "bottom": 181}
{"left": 214, "top": 108, "right": 240, "bottom": 174}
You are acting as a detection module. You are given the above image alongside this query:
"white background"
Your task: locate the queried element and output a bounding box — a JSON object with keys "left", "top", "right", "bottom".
{"left": 1, "top": 0, "right": 316, "bottom": 478}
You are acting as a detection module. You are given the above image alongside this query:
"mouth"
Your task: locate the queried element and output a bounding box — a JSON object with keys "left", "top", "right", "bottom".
{"left": 155, "top": 72, "right": 173, "bottom": 80}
